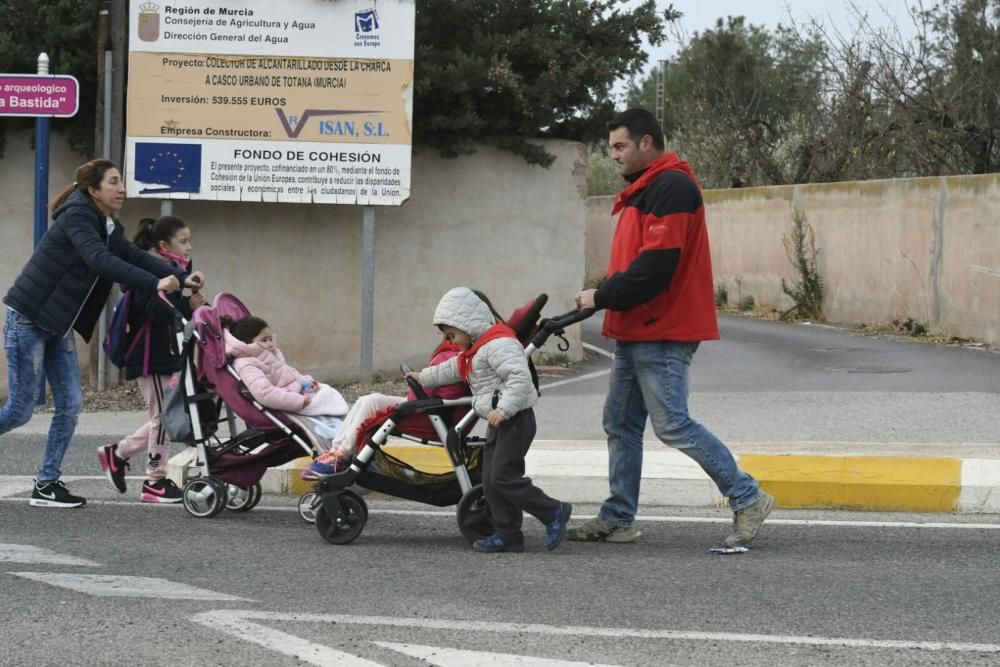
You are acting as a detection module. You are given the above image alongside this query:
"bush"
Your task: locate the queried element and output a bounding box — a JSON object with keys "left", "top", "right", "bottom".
{"left": 715, "top": 283, "right": 729, "bottom": 307}
{"left": 780, "top": 207, "right": 824, "bottom": 321}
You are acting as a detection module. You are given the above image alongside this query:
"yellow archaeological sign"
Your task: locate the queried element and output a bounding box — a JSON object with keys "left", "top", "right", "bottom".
{"left": 125, "top": 0, "right": 415, "bottom": 205}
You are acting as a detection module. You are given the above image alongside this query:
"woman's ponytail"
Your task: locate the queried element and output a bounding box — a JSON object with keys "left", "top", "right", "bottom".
{"left": 49, "top": 159, "right": 119, "bottom": 213}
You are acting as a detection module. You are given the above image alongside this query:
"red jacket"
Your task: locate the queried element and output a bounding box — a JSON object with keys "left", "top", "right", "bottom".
{"left": 596, "top": 152, "right": 719, "bottom": 342}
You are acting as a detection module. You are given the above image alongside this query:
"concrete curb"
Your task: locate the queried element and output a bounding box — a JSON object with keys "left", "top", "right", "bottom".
{"left": 167, "top": 439, "right": 1000, "bottom": 514}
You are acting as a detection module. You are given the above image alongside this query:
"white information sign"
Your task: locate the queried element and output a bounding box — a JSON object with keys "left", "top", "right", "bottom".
{"left": 125, "top": 0, "right": 415, "bottom": 205}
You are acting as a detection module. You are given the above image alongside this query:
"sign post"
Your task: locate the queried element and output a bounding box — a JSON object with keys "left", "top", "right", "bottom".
{"left": 125, "top": 0, "right": 416, "bottom": 384}
{"left": 1, "top": 54, "right": 81, "bottom": 403}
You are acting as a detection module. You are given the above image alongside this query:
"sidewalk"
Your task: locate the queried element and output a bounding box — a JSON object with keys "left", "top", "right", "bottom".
{"left": 38, "top": 410, "right": 998, "bottom": 514}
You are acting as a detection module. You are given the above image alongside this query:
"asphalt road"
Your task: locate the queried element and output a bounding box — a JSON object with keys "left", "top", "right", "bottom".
{"left": 1, "top": 494, "right": 999, "bottom": 666}
{"left": 2, "top": 314, "right": 999, "bottom": 665}
{"left": 535, "top": 314, "right": 1000, "bottom": 444}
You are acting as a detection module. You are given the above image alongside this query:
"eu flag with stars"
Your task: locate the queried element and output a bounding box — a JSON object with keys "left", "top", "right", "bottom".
{"left": 135, "top": 142, "right": 202, "bottom": 194}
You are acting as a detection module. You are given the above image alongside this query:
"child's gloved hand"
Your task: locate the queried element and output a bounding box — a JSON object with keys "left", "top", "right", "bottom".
{"left": 487, "top": 409, "right": 506, "bottom": 427}
{"left": 404, "top": 371, "right": 422, "bottom": 383}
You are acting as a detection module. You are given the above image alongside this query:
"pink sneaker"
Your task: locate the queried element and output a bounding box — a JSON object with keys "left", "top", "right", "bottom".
{"left": 301, "top": 452, "right": 344, "bottom": 481}
{"left": 139, "top": 478, "right": 182, "bottom": 504}
{"left": 97, "top": 443, "right": 129, "bottom": 494}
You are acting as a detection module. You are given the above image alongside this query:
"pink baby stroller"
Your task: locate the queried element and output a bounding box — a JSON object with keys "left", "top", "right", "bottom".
{"left": 164, "top": 292, "right": 328, "bottom": 518}
{"left": 307, "top": 294, "right": 595, "bottom": 545}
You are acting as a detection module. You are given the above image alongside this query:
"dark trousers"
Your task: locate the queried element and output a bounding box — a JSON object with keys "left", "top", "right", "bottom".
{"left": 482, "top": 408, "right": 560, "bottom": 541}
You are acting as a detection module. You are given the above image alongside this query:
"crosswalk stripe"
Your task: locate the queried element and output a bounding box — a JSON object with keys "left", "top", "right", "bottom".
{"left": 0, "top": 544, "right": 101, "bottom": 567}
{"left": 9, "top": 572, "right": 249, "bottom": 600}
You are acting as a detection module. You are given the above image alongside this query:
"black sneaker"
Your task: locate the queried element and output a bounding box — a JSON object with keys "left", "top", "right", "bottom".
{"left": 140, "top": 478, "right": 183, "bottom": 504}
{"left": 97, "top": 442, "right": 129, "bottom": 493}
{"left": 30, "top": 480, "right": 87, "bottom": 508}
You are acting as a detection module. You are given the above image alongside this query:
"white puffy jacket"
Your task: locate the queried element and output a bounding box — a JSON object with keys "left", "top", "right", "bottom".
{"left": 418, "top": 287, "right": 538, "bottom": 419}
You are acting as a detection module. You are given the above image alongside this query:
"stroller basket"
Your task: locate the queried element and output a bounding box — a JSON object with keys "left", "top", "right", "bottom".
{"left": 358, "top": 447, "right": 482, "bottom": 508}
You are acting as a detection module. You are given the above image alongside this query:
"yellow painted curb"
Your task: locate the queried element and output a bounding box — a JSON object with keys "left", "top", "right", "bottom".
{"left": 739, "top": 455, "right": 962, "bottom": 512}
{"left": 286, "top": 446, "right": 454, "bottom": 496}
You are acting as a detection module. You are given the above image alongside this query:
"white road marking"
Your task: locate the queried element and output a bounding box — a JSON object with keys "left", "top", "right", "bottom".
{"left": 192, "top": 610, "right": 1000, "bottom": 661}
{"left": 9, "top": 572, "right": 249, "bottom": 600}
{"left": 539, "top": 368, "right": 610, "bottom": 391}
{"left": 194, "top": 611, "right": 382, "bottom": 666}
{"left": 582, "top": 342, "right": 614, "bottom": 359}
{"left": 2, "top": 496, "right": 998, "bottom": 530}
{"left": 0, "top": 544, "right": 101, "bottom": 567}
{"left": 0, "top": 475, "right": 146, "bottom": 499}
{"left": 372, "top": 641, "right": 621, "bottom": 666}
{"left": 360, "top": 508, "right": 1000, "bottom": 531}
{"left": 536, "top": 343, "right": 612, "bottom": 391}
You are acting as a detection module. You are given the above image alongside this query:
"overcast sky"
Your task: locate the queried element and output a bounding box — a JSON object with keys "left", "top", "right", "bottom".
{"left": 649, "top": 0, "right": 921, "bottom": 61}
{"left": 612, "top": 1, "right": 922, "bottom": 98}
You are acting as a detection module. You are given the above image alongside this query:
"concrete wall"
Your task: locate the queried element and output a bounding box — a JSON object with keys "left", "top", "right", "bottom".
{"left": 587, "top": 175, "right": 1000, "bottom": 344}
{"left": 0, "top": 131, "right": 588, "bottom": 394}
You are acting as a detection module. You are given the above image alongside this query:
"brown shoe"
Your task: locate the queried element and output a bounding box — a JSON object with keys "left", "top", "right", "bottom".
{"left": 567, "top": 516, "right": 642, "bottom": 543}
{"left": 724, "top": 492, "right": 775, "bottom": 547}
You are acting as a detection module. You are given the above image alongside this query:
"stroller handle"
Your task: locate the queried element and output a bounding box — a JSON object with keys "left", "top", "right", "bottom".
{"left": 399, "top": 362, "right": 430, "bottom": 400}
{"left": 529, "top": 308, "right": 595, "bottom": 349}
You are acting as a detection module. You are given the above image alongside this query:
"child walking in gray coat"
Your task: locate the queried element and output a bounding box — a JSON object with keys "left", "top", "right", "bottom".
{"left": 407, "top": 287, "right": 572, "bottom": 552}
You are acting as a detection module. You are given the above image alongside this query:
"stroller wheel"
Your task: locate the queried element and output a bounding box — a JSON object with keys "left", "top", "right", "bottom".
{"left": 245, "top": 483, "right": 263, "bottom": 510}
{"left": 297, "top": 492, "right": 318, "bottom": 523}
{"left": 315, "top": 491, "right": 368, "bottom": 545}
{"left": 182, "top": 477, "right": 227, "bottom": 518}
{"left": 457, "top": 484, "right": 495, "bottom": 543}
{"left": 225, "top": 483, "right": 261, "bottom": 512}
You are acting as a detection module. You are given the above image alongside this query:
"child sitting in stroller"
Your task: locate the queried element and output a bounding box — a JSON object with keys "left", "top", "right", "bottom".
{"left": 301, "top": 339, "right": 469, "bottom": 480}
{"left": 221, "top": 315, "right": 348, "bottom": 435}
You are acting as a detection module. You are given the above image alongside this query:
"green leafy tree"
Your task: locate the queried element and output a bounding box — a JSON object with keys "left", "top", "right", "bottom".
{"left": 626, "top": 17, "right": 826, "bottom": 188}
{"left": 782, "top": 0, "right": 1000, "bottom": 181}
{"left": 910, "top": 0, "right": 1000, "bottom": 174}
{"left": 414, "top": 0, "right": 666, "bottom": 166}
{"left": 0, "top": 0, "right": 99, "bottom": 157}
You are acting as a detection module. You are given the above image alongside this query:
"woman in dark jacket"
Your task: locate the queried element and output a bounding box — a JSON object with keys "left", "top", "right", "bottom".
{"left": 98, "top": 216, "right": 205, "bottom": 504}
{"left": 0, "top": 159, "right": 204, "bottom": 508}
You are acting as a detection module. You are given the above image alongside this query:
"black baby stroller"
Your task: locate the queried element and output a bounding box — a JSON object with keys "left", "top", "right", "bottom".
{"left": 308, "top": 294, "right": 594, "bottom": 545}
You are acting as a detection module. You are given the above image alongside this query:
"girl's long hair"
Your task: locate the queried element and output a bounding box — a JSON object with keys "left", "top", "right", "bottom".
{"left": 133, "top": 216, "right": 188, "bottom": 251}
{"left": 49, "top": 159, "right": 120, "bottom": 213}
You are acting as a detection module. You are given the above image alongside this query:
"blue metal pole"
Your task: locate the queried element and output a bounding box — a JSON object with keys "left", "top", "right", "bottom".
{"left": 33, "top": 117, "right": 50, "bottom": 247}
{"left": 33, "top": 52, "right": 51, "bottom": 406}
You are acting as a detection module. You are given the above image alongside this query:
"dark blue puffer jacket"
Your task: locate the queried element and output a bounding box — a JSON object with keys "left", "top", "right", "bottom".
{"left": 3, "top": 190, "right": 187, "bottom": 341}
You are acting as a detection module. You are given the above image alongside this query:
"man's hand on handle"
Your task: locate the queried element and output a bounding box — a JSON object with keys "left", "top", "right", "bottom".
{"left": 575, "top": 288, "right": 597, "bottom": 310}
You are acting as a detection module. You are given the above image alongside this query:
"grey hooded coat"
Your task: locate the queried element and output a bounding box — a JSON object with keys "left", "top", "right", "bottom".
{"left": 418, "top": 287, "right": 537, "bottom": 419}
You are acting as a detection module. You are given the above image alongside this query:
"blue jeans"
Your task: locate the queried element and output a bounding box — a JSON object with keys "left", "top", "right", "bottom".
{"left": 0, "top": 309, "right": 83, "bottom": 483}
{"left": 599, "top": 340, "right": 760, "bottom": 525}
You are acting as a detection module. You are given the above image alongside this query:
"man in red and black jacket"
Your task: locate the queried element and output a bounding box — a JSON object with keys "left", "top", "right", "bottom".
{"left": 570, "top": 108, "right": 774, "bottom": 549}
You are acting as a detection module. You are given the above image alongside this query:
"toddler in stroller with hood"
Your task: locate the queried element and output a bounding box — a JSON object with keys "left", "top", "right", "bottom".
{"left": 221, "top": 314, "right": 349, "bottom": 435}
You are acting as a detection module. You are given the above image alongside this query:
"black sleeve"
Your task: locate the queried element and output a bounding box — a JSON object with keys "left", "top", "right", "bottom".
{"left": 64, "top": 216, "right": 160, "bottom": 292}
{"left": 134, "top": 286, "right": 180, "bottom": 326}
{"left": 594, "top": 248, "right": 680, "bottom": 311}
